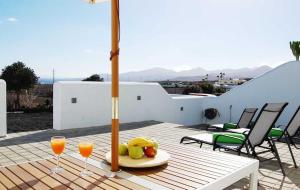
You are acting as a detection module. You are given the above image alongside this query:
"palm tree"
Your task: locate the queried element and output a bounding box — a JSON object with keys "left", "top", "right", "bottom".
{"left": 290, "top": 41, "right": 300, "bottom": 61}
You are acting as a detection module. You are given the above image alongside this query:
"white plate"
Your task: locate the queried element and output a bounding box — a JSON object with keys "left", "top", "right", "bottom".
{"left": 105, "top": 150, "right": 171, "bottom": 168}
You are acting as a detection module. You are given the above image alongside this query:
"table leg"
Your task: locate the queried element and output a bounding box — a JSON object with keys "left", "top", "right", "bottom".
{"left": 249, "top": 171, "right": 258, "bottom": 190}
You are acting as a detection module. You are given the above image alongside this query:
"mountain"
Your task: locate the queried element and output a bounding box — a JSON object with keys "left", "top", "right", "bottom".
{"left": 177, "top": 67, "right": 207, "bottom": 77}
{"left": 208, "top": 65, "right": 272, "bottom": 79}
{"left": 119, "top": 67, "right": 178, "bottom": 81}
{"left": 113, "top": 65, "right": 272, "bottom": 81}
{"left": 39, "top": 65, "right": 273, "bottom": 83}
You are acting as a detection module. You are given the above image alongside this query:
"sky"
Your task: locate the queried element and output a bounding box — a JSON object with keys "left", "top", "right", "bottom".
{"left": 0, "top": 0, "right": 299, "bottom": 78}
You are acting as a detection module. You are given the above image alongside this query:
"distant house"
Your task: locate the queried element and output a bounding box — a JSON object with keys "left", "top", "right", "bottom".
{"left": 214, "top": 78, "right": 246, "bottom": 90}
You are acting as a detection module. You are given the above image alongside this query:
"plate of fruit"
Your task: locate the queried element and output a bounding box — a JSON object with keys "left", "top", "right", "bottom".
{"left": 105, "top": 137, "right": 171, "bottom": 168}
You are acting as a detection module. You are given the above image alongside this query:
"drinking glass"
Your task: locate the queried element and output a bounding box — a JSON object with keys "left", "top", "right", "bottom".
{"left": 50, "top": 136, "right": 66, "bottom": 174}
{"left": 78, "top": 141, "right": 94, "bottom": 176}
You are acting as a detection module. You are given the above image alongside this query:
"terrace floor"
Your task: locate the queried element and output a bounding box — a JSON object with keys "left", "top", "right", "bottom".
{"left": 0, "top": 121, "right": 299, "bottom": 190}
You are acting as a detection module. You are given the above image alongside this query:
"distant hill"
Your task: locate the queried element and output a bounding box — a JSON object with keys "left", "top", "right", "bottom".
{"left": 40, "top": 65, "right": 273, "bottom": 83}
{"left": 108, "top": 65, "right": 272, "bottom": 81}
{"left": 172, "top": 65, "right": 272, "bottom": 81}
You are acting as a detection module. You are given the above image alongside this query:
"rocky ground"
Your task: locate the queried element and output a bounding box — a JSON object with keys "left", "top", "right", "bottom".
{"left": 7, "top": 112, "right": 52, "bottom": 133}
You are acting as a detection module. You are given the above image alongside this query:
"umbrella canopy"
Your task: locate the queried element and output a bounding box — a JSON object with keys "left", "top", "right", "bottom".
{"left": 86, "top": 0, "right": 120, "bottom": 172}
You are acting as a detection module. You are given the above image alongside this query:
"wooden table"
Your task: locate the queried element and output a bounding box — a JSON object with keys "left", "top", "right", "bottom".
{"left": 0, "top": 143, "right": 258, "bottom": 190}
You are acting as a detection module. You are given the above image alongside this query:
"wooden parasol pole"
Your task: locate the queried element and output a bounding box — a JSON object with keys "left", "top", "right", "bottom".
{"left": 111, "top": 0, "right": 120, "bottom": 172}
{"left": 87, "top": 0, "right": 119, "bottom": 172}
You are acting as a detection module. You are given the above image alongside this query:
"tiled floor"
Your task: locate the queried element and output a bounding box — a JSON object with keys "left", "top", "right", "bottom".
{"left": 0, "top": 121, "right": 299, "bottom": 189}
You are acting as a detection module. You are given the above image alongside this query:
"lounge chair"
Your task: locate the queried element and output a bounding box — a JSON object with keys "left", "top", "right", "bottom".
{"left": 180, "top": 102, "right": 288, "bottom": 175}
{"left": 268, "top": 106, "right": 300, "bottom": 168}
{"left": 211, "top": 108, "right": 258, "bottom": 130}
{"left": 283, "top": 106, "right": 300, "bottom": 151}
{"left": 228, "top": 106, "right": 300, "bottom": 169}
{"left": 180, "top": 108, "right": 258, "bottom": 149}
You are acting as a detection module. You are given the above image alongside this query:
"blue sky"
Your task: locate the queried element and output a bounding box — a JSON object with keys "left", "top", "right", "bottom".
{"left": 0, "top": 0, "right": 299, "bottom": 78}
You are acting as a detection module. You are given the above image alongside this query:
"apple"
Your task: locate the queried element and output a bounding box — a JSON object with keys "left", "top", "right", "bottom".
{"left": 128, "top": 146, "right": 144, "bottom": 159}
{"left": 144, "top": 146, "right": 157, "bottom": 158}
{"left": 119, "top": 143, "right": 128, "bottom": 156}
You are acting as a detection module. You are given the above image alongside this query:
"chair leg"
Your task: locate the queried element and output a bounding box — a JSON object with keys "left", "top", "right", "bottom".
{"left": 285, "top": 135, "right": 298, "bottom": 168}
{"left": 245, "top": 144, "right": 251, "bottom": 157}
{"left": 269, "top": 139, "right": 286, "bottom": 176}
{"left": 290, "top": 138, "right": 300, "bottom": 149}
{"left": 180, "top": 137, "right": 185, "bottom": 144}
{"left": 249, "top": 145, "right": 258, "bottom": 159}
{"left": 199, "top": 142, "right": 202, "bottom": 148}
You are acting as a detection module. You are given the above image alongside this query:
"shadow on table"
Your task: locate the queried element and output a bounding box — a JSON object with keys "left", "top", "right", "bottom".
{"left": 122, "top": 164, "right": 168, "bottom": 176}
{"left": 0, "top": 121, "right": 162, "bottom": 147}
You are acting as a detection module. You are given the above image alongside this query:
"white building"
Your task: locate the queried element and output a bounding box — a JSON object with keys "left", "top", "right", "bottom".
{"left": 214, "top": 78, "right": 247, "bottom": 90}
{"left": 53, "top": 61, "right": 300, "bottom": 130}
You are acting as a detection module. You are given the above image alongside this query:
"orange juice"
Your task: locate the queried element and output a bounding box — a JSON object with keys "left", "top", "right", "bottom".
{"left": 51, "top": 138, "right": 66, "bottom": 155}
{"left": 79, "top": 142, "right": 93, "bottom": 158}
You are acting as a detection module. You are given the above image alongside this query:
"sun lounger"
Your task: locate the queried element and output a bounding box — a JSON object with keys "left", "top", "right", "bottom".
{"left": 211, "top": 108, "right": 257, "bottom": 130}
{"left": 228, "top": 106, "right": 300, "bottom": 169}
{"left": 270, "top": 106, "right": 300, "bottom": 168}
{"left": 181, "top": 102, "right": 288, "bottom": 175}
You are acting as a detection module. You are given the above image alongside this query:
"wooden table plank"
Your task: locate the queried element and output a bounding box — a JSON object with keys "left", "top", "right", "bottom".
{"left": 59, "top": 158, "right": 125, "bottom": 190}
{"left": 6, "top": 164, "right": 51, "bottom": 189}
{"left": 65, "top": 156, "right": 148, "bottom": 190}
{"left": 36, "top": 160, "right": 85, "bottom": 190}
{"left": 0, "top": 171, "right": 20, "bottom": 190}
{"left": 0, "top": 167, "right": 33, "bottom": 190}
{"left": 19, "top": 162, "right": 71, "bottom": 190}
{"left": 46, "top": 159, "right": 104, "bottom": 190}
{"left": 0, "top": 180, "right": 7, "bottom": 190}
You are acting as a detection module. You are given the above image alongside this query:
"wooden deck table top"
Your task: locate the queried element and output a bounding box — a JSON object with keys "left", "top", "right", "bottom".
{"left": 0, "top": 143, "right": 259, "bottom": 190}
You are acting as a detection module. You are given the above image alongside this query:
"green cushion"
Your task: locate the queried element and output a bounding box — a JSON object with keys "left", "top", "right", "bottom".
{"left": 268, "top": 128, "right": 284, "bottom": 137}
{"left": 213, "top": 133, "right": 245, "bottom": 144}
{"left": 223, "top": 123, "right": 238, "bottom": 130}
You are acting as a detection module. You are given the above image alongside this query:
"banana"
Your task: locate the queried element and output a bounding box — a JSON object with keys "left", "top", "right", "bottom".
{"left": 128, "top": 137, "right": 155, "bottom": 147}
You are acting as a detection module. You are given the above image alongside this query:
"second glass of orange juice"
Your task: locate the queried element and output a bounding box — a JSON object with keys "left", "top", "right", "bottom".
{"left": 50, "top": 136, "right": 66, "bottom": 174}
{"left": 78, "top": 141, "right": 94, "bottom": 176}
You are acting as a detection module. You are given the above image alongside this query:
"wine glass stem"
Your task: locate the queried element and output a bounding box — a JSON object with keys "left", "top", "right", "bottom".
{"left": 85, "top": 158, "right": 87, "bottom": 172}
{"left": 57, "top": 155, "right": 60, "bottom": 168}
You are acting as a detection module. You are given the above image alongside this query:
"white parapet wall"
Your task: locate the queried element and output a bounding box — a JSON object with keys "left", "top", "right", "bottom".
{"left": 0, "top": 80, "right": 6, "bottom": 137}
{"left": 54, "top": 82, "right": 204, "bottom": 130}
{"left": 54, "top": 61, "right": 300, "bottom": 130}
{"left": 202, "top": 61, "right": 300, "bottom": 126}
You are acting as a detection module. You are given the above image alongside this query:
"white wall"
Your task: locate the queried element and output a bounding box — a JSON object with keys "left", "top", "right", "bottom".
{"left": 54, "top": 61, "right": 300, "bottom": 130}
{"left": 0, "top": 80, "right": 6, "bottom": 137}
{"left": 202, "top": 61, "right": 300, "bottom": 126}
{"left": 54, "top": 82, "right": 203, "bottom": 130}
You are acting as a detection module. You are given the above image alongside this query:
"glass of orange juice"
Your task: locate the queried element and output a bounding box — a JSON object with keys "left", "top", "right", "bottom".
{"left": 50, "top": 136, "right": 66, "bottom": 174}
{"left": 78, "top": 141, "right": 94, "bottom": 176}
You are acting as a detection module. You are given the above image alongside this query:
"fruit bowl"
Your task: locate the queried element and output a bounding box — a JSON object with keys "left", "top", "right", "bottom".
{"left": 105, "top": 149, "right": 171, "bottom": 168}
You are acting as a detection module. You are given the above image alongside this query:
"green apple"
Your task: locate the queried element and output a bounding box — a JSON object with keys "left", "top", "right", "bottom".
{"left": 128, "top": 146, "right": 144, "bottom": 159}
{"left": 119, "top": 143, "right": 128, "bottom": 156}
